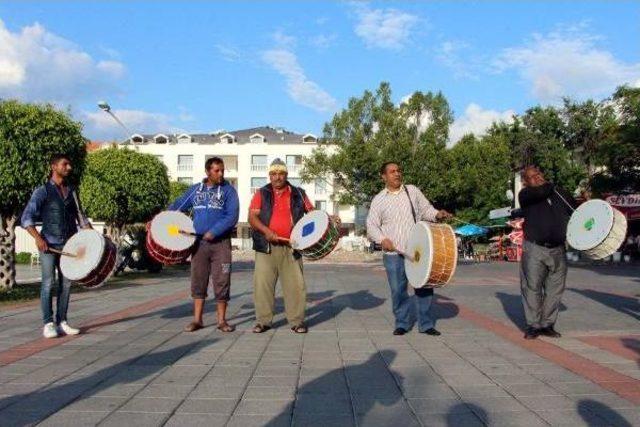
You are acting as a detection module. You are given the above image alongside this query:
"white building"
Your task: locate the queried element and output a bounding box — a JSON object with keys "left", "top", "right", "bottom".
{"left": 119, "top": 126, "right": 359, "bottom": 243}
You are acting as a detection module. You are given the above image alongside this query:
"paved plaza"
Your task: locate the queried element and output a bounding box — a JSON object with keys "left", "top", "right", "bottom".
{"left": 0, "top": 260, "right": 639, "bottom": 426}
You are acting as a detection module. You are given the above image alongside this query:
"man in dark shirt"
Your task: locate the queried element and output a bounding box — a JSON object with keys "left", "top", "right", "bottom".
{"left": 518, "top": 165, "right": 576, "bottom": 340}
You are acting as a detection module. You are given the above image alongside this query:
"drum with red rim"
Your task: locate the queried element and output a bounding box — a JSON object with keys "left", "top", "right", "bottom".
{"left": 146, "top": 211, "right": 196, "bottom": 265}
{"left": 60, "top": 229, "right": 117, "bottom": 289}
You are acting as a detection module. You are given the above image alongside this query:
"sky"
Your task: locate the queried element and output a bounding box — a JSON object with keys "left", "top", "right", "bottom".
{"left": 0, "top": 1, "right": 638, "bottom": 144}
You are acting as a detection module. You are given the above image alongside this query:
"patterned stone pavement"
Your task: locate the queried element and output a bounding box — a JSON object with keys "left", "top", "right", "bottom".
{"left": 0, "top": 261, "right": 639, "bottom": 426}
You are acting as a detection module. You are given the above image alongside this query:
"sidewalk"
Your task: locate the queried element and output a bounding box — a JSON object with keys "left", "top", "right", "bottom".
{"left": 0, "top": 262, "right": 638, "bottom": 426}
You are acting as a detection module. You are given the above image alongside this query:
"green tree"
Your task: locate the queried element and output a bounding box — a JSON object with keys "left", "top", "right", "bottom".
{"left": 80, "top": 147, "right": 169, "bottom": 242}
{"left": 168, "top": 181, "right": 191, "bottom": 207}
{"left": 591, "top": 85, "right": 640, "bottom": 194}
{"left": 0, "top": 100, "right": 86, "bottom": 290}
{"left": 447, "top": 133, "right": 512, "bottom": 223}
{"left": 302, "top": 82, "right": 453, "bottom": 211}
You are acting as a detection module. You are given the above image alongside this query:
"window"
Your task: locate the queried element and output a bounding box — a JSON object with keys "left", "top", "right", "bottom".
{"left": 314, "top": 179, "right": 327, "bottom": 195}
{"left": 154, "top": 134, "right": 169, "bottom": 144}
{"left": 177, "top": 177, "right": 193, "bottom": 185}
{"left": 315, "top": 200, "right": 327, "bottom": 211}
{"left": 177, "top": 155, "right": 193, "bottom": 172}
{"left": 250, "top": 133, "right": 265, "bottom": 144}
{"left": 130, "top": 134, "right": 144, "bottom": 144}
{"left": 177, "top": 133, "right": 192, "bottom": 143}
{"left": 288, "top": 178, "right": 302, "bottom": 187}
{"left": 286, "top": 155, "right": 303, "bottom": 173}
{"left": 302, "top": 133, "right": 318, "bottom": 143}
{"left": 251, "top": 155, "right": 268, "bottom": 172}
{"left": 219, "top": 133, "right": 235, "bottom": 144}
{"left": 251, "top": 177, "right": 267, "bottom": 194}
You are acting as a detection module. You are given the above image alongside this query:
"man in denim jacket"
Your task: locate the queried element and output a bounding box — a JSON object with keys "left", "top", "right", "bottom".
{"left": 21, "top": 154, "right": 90, "bottom": 338}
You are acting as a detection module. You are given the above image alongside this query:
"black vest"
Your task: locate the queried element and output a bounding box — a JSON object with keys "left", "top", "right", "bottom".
{"left": 252, "top": 183, "right": 308, "bottom": 255}
{"left": 41, "top": 182, "right": 80, "bottom": 244}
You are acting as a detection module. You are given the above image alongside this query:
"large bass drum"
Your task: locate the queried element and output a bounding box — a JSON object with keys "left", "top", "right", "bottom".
{"left": 146, "top": 211, "right": 196, "bottom": 265}
{"left": 404, "top": 222, "right": 458, "bottom": 288}
{"left": 60, "top": 229, "right": 117, "bottom": 289}
{"left": 566, "top": 199, "right": 627, "bottom": 260}
{"left": 290, "top": 210, "right": 340, "bottom": 261}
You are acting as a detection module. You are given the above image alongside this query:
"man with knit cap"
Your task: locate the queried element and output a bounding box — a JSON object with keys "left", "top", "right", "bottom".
{"left": 248, "top": 158, "right": 316, "bottom": 333}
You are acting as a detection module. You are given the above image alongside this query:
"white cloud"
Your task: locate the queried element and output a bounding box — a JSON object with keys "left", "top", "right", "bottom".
{"left": 352, "top": 3, "right": 418, "bottom": 50}
{"left": 215, "top": 44, "right": 242, "bottom": 62}
{"left": 311, "top": 34, "right": 337, "bottom": 50}
{"left": 272, "top": 29, "right": 297, "bottom": 49}
{"left": 262, "top": 48, "right": 338, "bottom": 113}
{"left": 493, "top": 25, "right": 640, "bottom": 103}
{"left": 435, "top": 41, "right": 478, "bottom": 80}
{"left": 0, "top": 19, "right": 125, "bottom": 103}
{"left": 81, "top": 109, "right": 183, "bottom": 141}
{"left": 449, "top": 103, "right": 515, "bottom": 145}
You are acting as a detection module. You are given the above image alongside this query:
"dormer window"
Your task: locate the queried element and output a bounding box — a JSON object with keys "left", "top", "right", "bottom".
{"left": 177, "top": 133, "right": 193, "bottom": 143}
{"left": 130, "top": 134, "right": 144, "bottom": 144}
{"left": 250, "top": 133, "right": 265, "bottom": 144}
{"left": 302, "top": 133, "right": 318, "bottom": 143}
{"left": 220, "top": 133, "right": 236, "bottom": 144}
{"left": 154, "top": 134, "right": 169, "bottom": 144}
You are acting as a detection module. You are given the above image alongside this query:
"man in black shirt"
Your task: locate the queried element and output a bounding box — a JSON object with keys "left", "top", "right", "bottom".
{"left": 518, "top": 166, "right": 576, "bottom": 339}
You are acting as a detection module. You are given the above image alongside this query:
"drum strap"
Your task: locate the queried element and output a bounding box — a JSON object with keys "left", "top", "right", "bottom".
{"left": 404, "top": 186, "right": 417, "bottom": 223}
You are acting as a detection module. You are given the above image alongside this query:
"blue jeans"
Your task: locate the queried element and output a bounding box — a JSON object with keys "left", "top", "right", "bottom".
{"left": 40, "top": 246, "right": 72, "bottom": 325}
{"left": 383, "top": 254, "right": 435, "bottom": 332}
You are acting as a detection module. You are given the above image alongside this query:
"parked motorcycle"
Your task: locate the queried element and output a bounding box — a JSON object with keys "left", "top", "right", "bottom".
{"left": 114, "top": 225, "right": 162, "bottom": 275}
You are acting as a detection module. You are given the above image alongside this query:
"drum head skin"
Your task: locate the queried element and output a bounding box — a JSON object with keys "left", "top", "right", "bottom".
{"left": 151, "top": 211, "right": 195, "bottom": 251}
{"left": 290, "top": 210, "right": 329, "bottom": 250}
{"left": 404, "top": 222, "right": 433, "bottom": 289}
{"left": 60, "top": 230, "right": 105, "bottom": 281}
{"left": 567, "top": 199, "right": 614, "bottom": 250}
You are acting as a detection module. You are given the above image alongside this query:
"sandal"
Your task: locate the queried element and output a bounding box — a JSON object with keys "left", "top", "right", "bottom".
{"left": 217, "top": 322, "right": 236, "bottom": 333}
{"left": 291, "top": 323, "right": 308, "bottom": 334}
{"left": 184, "top": 322, "right": 203, "bottom": 332}
{"left": 252, "top": 324, "right": 271, "bottom": 334}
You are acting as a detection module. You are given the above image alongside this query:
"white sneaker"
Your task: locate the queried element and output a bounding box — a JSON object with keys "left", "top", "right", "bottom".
{"left": 43, "top": 322, "right": 59, "bottom": 338}
{"left": 58, "top": 321, "right": 80, "bottom": 335}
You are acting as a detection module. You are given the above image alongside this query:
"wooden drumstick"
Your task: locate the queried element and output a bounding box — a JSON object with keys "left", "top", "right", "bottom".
{"left": 178, "top": 230, "right": 202, "bottom": 238}
{"left": 48, "top": 248, "right": 77, "bottom": 258}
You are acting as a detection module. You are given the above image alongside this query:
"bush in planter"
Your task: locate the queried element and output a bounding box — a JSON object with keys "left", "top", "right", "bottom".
{"left": 15, "top": 252, "right": 32, "bottom": 264}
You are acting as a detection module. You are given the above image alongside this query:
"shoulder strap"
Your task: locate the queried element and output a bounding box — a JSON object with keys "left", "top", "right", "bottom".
{"left": 403, "top": 185, "right": 417, "bottom": 223}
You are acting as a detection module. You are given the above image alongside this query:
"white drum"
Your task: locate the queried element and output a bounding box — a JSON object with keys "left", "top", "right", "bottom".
{"left": 566, "top": 199, "right": 627, "bottom": 260}
{"left": 290, "top": 210, "right": 340, "bottom": 260}
{"left": 60, "top": 229, "right": 117, "bottom": 289}
{"left": 146, "top": 211, "right": 196, "bottom": 265}
{"left": 405, "top": 222, "right": 458, "bottom": 288}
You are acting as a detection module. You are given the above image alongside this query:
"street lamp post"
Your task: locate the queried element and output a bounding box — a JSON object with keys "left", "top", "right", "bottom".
{"left": 97, "top": 101, "right": 133, "bottom": 140}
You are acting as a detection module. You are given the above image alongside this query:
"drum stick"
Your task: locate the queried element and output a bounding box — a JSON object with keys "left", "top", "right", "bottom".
{"left": 179, "top": 230, "right": 202, "bottom": 238}
{"left": 48, "top": 248, "right": 77, "bottom": 258}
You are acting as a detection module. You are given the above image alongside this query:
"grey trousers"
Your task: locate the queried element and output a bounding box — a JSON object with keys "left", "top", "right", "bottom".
{"left": 520, "top": 240, "right": 567, "bottom": 329}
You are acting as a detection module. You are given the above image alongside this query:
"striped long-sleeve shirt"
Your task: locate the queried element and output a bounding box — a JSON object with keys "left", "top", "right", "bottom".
{"left": 366, "top": 184, "right": 439, "bottom": 254}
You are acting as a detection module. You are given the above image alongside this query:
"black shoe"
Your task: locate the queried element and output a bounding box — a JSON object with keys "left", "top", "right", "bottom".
{"left": 524, "top": 327, "right": 539, "bottom": 340}
{"left": 421, "top": 328, "right": 441, "bottom": 336}
{"left": 539, "top": 326, "right": 561, "bottom": 338}
{"left": 393, "top": 327, "right": 407, "bottom": 336}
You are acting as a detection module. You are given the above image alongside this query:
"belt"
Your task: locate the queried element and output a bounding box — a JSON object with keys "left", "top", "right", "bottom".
{"left": 529, "top": 240, "right": 563, "bottom": 249}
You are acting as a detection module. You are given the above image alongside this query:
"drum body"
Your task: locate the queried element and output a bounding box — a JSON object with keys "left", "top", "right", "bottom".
{"left": 60, "top": 229, "right": 117, "bottom": 289}
{"left": 290, "top": 210, "right": 340, "bottom": 261}
{"left": 566, "top": 199, "right": 627, "bottom": 260}
{"left": 146, "top": 211, "right": 196, "bottom": 265}
{"left": 404, "top": 222, "right": 458, "bottom": 288}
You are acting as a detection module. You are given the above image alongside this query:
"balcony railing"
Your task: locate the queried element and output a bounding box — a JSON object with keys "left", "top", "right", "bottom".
{"left": 251, "top": 164, "right": 267, "bottom": 172}
{"left": 177, "top": 164, "right": 193, "bottom": 172}
{"left": 287, "top": 164, "right": 302, "bottom": 174}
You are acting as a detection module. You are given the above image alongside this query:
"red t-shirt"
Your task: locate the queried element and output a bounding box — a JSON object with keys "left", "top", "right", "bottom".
{"left": 250, "top": 186, "right": 314, "bottom": 238}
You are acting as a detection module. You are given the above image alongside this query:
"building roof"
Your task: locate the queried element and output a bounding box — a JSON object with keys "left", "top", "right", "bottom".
{"left": 122, "top": 126, "right": 318, "bottom": 145}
